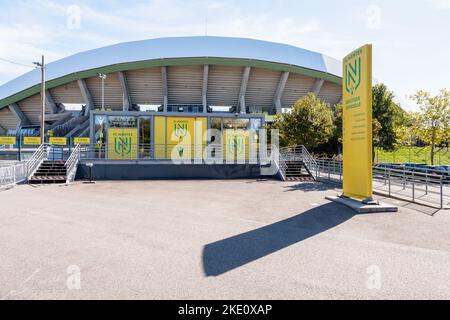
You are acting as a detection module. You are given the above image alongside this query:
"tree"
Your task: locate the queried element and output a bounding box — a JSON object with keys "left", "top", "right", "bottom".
{"left": 410, "top": 89, "right": 450, "bottom": 165}
{"left": 372, "top": 84, "right": 408, "bottom": 151}
{"left": 273, "top": 93, "right": 334, "bottom": 149}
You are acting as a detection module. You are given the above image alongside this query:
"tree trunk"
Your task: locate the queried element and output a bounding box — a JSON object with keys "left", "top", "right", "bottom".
{"left": 431, "top": 128, "right": 436, "bottom": 165}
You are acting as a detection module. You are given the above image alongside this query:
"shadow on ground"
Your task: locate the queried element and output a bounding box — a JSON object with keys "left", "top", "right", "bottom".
{"left": 202, "top": 202, "right": 354, "bottom": 277}
{"left": 283, "top": 182, "right": 338, "bottom": 192}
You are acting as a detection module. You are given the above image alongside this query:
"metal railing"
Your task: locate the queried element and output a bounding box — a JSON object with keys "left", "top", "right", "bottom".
{"left": 310, "top": 157, "right": 449, "bottom": 209}
{"left": 0, "top": 162, "right": 28, "bottom": 188}
{"left": 65, "top": 144, "right": 81, "bottom": 183}
{"left": 278, "top": 145, "right": 317, "bottom": 181}
{"left": 73, "top": 143, "right": 268, "bottom": 163}
{"left": 26, "top": 144, "right": 49, "bottom": 179}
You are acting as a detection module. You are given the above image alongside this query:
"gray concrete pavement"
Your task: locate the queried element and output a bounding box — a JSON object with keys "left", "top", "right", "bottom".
{"left": 0, "top": 179, "right": 449, "bottom": 299}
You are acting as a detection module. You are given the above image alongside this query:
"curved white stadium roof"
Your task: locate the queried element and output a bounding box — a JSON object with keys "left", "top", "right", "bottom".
{"left": 0, "top": 36, "right": 341, "bottom": 105}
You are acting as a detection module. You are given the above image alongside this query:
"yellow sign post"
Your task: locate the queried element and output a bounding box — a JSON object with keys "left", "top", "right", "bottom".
{"left": 342, "top": 44, "right": 373, "bottom": 201}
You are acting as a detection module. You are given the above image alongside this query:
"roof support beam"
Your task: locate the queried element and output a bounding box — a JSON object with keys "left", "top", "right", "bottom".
{"left": 45, "top": 90, "right": 58, "bottom": 114}
{"left": 8, "top": 103, "right": 30, "bottom": 126}
{"left": 273, "top": 71, "right": 290, "bottom": 114}
{"left": 161, "top": 66, "right": 168, "bottom": 112}
{"left": 238, "top": 67, "right": 251, "bottom": 114}
{"left": 202, "top": 65, "right": 209, "bottom": 113}
{"left": 311, "top": 78, "right": 325, "bottom": 96}
{"left": 77, "top": 79, "right": 95, "bottom": 116}
{"left": 118, "top": 71, "right": 132, "bottom": 111}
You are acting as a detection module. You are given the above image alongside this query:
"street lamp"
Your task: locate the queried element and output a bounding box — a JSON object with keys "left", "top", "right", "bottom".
{"left": 33, "top": 56, "right": 45, "bottom": 144}
{"left": 97, "top": 73, "right": 107, "bottom": 110}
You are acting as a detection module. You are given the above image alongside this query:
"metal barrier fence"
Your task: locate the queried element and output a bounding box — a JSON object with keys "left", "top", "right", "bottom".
{"left": 313, "top": 158, "right": 449, "bottom": 209}
{"left": 74, "top": 143, "right": 270, "bottom": 163}
{"left": 0, "top": 162, "right": 28, "bottom": 188}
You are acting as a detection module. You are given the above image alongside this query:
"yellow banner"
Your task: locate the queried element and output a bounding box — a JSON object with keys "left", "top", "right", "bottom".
{"left": 23, "top": 137, "right": 41, "bottom": 145}
{"left": 74, "top": 137, "right": 91, "bottom": 145}
{"left": 224, "top": 129, "right": 249, "bottom": 161}
{"left": 107, "top": 128, "right": 138, "bottom": 160}
{"left": 342, "top": 44, "right": 373, "bottom": 200}
{"left": 194, "top": 117, "right": 207, "bottom": 159}
{"left": 154, "top": 116, "right": 166, "bottom": 159}
{"left": 50, "top": 137, "right": 67, "bottom": 145}
{"left": 167, "top": 117, "right": 195, "bottom": 160}
{"left": 0, "top": 136, "right": 16, "bottom": 145}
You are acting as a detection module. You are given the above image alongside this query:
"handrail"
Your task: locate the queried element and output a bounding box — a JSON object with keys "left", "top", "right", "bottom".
{"left": 278, "top": 145, "right": 318, "bottom": 181}
{"left": 65, "top": 144, "right": 81, "bottom": 183}
{"left": 27, "top": 144, "right": 48, "bottom": 179}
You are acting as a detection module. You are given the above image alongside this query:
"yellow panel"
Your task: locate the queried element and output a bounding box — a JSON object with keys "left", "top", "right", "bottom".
{"left": 154, "top": 116, "right": 166, "bottom": 159}
{"left": 107, "top": 128, "right": 138, "bottom": 160}
{"left": 23, "top": 137, "right": 41, "bottom": 145}
{"left": 166, "top": 117, "right": 195, "bottom": 160}
{"left": 0, "top": 136, "right": 16, "bottom": 145}
{"left": 194, "top": 117, "right": 207, "bottom": 159}
{"left": 223, "top": 129, "right": 249, "bottom": 161}
{"left": 74, "top": 137, "right": 91, "bottom": 145}
{"left": 342, "top": 44, "right": 373, "bottom": 200}
{"left": 49, "top": 137, "right": 67, "bottom": 145}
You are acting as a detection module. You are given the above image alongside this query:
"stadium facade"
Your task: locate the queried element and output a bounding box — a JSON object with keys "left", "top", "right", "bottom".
{"left": 0, "top": 36, "right": 343, "bottom": 181}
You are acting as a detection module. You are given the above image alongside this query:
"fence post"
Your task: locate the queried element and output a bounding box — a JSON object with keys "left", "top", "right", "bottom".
{"left": 388, "top": 170, "right": 391, "bottom": 197}
{"left": 403, "top": 170, "right": 406, "bottom": 190}
{"left": 328, "top": 161, "right": 331, "bottom": 180}
{"left": 440, "top": 176, "right": 444, "bottom": 209}
{"left": 412, "top": 172, "right": 415, "bottom": 202}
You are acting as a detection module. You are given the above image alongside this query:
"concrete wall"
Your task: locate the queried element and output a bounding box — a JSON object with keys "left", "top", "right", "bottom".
{"left": 76, "top": 163, "right": 268, "bottom": 180}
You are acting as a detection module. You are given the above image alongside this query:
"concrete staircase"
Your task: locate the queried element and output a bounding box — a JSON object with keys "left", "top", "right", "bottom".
{"left": 285, "top": 160, "right": 314, "bottom": 182}
{"left": 29, "top": 161, "right": 67, "bottom": 184}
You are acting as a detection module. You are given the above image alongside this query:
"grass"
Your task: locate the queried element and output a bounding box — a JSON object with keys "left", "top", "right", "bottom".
{"left": 375, "top": 146, "right": 450, "bottom": 165}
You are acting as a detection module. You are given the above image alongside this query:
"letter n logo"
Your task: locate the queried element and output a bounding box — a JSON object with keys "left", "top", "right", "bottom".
{"left": 345, "top": 57, "right": 362, "bottom": 95}
{"left": 115, "top": 137, "right": 131, "bottom": 157}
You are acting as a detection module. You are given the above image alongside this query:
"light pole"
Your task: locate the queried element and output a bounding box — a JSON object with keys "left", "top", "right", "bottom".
{"left": 97, "top": 73, "right": 107, "bottom": 110}
{"left": 33, "top": 55, "right": 45, "bottom": 144}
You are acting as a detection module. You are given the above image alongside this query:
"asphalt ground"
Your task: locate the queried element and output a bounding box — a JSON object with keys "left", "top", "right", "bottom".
{"left": 1, "top": 179, "right": 449, "bottom": 299}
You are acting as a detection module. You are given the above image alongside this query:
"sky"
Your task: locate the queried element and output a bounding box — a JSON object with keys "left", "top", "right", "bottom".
{"left": 0, "top": 0, "right": 449, "bottom": 111}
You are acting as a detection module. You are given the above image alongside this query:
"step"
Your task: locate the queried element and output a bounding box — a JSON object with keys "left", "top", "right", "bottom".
{"left": 29, "top": 176, "right": 67, "bottom": 183}
{"left": 34, "top": 173, "right": 67, "bottom": 176}
{"left": 285, "top": 177, "right": 314, "bottom": 182}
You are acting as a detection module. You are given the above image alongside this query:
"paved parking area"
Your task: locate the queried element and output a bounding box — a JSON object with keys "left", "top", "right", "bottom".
{"left": 1, "top": 179, "right": 450, "bottom": 299}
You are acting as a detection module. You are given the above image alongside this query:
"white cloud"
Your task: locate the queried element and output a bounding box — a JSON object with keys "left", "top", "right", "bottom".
{"left": 429, "top": 0, "right": 450, "bottom": 9}
{"left": 366, "top": 5, "right": 382, "bottom": 30}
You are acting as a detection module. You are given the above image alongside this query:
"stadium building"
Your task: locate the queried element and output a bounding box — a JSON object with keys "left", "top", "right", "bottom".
{"left": 0, "top": 36, "right": 342, "bottom": 181}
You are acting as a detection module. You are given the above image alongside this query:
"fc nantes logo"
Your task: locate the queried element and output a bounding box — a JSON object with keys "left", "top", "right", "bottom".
{"left": 173, "top": 121, "right": 188, "bottom": 141}
{"left": 345, "top": 56, "right": 362, "bottom": 95}
{"left": 114, "top": 136, "right": 132, "bottom": 156}
{"left": 228, "top": 135, "right": 244, "bottom": 155}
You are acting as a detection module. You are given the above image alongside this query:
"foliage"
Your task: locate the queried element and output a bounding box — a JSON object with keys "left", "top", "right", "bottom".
{"left": 375, "top": 146, "right": 450, "bottom": 165}
{"left": 410, "top": 89, "right": 450, "bottom": 164}
{"left": 372, "top": 84, "right": 408, "bottom": 151}
{"left": 272, "top": 93, "right": 334, "bottom": 149}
